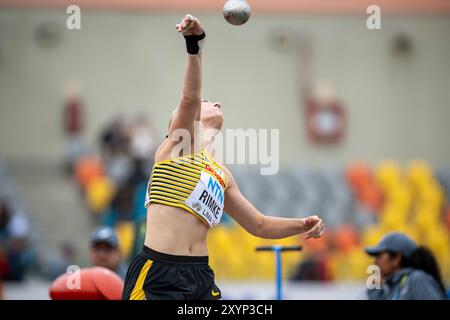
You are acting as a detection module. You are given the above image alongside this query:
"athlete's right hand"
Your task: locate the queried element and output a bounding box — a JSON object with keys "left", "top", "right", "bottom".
{"left": 175, "top": 14, "right": 204, "bottom": 36}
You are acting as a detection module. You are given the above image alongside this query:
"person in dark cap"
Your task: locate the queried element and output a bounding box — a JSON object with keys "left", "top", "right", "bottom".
{"left": 90, "top": 226, "right": 127, "bottom": 279}
{"left": 365, "top": 231, "right": 447, "bottom": 300}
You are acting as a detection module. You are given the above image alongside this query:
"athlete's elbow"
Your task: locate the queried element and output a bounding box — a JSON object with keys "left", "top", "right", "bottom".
{"left": 250, "top": 216, "right": 267, "bottom": 238}
{"left": 181, "top": 93, "right": 201, "bottom": 105}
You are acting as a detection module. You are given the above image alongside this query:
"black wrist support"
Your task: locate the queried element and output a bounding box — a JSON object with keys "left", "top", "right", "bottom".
{"left": 183, "top": 32, "right": 206, "bottom": 55}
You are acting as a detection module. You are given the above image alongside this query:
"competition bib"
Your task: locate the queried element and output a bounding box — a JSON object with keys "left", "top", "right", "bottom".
{"left": 184, "top": 170, "right": 225, "bottom": 227}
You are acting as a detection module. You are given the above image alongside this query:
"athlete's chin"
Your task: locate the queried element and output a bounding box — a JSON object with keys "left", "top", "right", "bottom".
{"left": 215, "top": 118, "right": 224, "bottom": 131}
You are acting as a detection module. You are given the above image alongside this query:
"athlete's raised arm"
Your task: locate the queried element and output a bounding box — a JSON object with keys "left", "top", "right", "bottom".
{"left": 169, "top": 14, "right": 206, "bottom": 140}
{"left": 223, "top": 166, "right": 325, "bottom": 240}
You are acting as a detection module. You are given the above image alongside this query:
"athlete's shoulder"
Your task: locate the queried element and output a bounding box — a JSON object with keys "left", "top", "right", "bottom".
{"left": 220, "top": 165, "right": 237, "bottom": 191}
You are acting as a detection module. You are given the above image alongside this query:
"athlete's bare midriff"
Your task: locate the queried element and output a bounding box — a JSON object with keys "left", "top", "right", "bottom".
{"left": 144, "top": 203, "right": 209, "bottom": 256}
{"left": 143, "top": 138, "right": 215, "bottom": 256}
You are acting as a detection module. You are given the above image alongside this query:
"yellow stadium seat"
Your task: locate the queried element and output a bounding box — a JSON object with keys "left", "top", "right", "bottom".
{"left": 375, "top": 161, "right": 402, "bottom": 190}
{"left": 85, "top": 176, "right": 116, "bottom": 214}
{"left": 387, "top": 186, "right": 411, "bottom": 209}
{"left": 362, "top": 226, "right": 387, "bottom": 247}
{"left": 116, "top": 221, "right": 135, "bottom": 260}
{"left": 347, "top": 247, "right": 374, "bottom": 280}
{"left": 380, "top": 209, "right": 406, "bottom": 230}
{"left": 407, "top": 160, "right": 433, "bottom": 185}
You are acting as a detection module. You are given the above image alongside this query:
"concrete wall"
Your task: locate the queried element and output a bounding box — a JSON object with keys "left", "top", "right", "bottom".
{"left": 1, "top": 9, "right": 449, "bottom": 166}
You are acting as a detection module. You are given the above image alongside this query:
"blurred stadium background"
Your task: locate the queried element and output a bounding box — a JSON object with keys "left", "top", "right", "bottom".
{"left": 0, "top": 0, "right": 450, "bottom": 299}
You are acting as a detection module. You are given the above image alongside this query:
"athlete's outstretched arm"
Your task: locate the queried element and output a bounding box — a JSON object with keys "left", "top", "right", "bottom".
{"left": 223, "top": 167, "right": 325, "bottom": 240}
{"left": 169, "top": 15, "right": 205, "bottom": 137}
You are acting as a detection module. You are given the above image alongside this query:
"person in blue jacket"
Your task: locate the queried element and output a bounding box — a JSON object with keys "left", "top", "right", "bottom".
{"left": 365, "top": 232, "right": 447, "bottom": 300}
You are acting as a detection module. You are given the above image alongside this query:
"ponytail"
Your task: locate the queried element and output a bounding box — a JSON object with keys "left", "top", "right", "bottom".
{"left": 401, "top": 246, "right": 447, "bottom": 295}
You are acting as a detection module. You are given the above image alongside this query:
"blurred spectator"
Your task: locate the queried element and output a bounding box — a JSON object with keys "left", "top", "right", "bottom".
{"left": 0, "top": 247, "right": 8, "bottom": 299}
{"left": 291, "top": 233, "right": 331, "bottom": 281}
{"left": 4, "top": 212, "right": 31, "bottom": 281}
{"left": 100, "top": 116, "right": 129, "bottom": 159}
{"left": 127, "top": 156, "right": 152, "bottom": 225}
{"left": 46, "top": 241, "right": 77, "bottom": 281}
{"left": 105, "top": 152, "right": 132, "bottom": 187}
{"left": 365, "top": 232, "right": 447, "bottom": 300}
{"left": 100, "top": 116, "right": 133, "bottom": 187}
{"left": 74, "top": 113, "right": 155, "bottom": 263}
{"left": 291, "top": 252, "right": 330, "bottom": 281}
{"left": 7, "top": 211, "right": 30, "bottom": 240}
{"left": 129, "top": 157, "right": 150, "bottom": 186}
{"left": 63, "top": 81, "right": 85, "bottom": 138}
{"left": 5, "top": 237, "right": 27, "bottom": 281}
{"left": 89, "top": 226, "right": 127, "bottom": 279}
{"left": 128, "top": 114, "right": 157, "bottom": 163}
{"left": 63, "top": 81, "right": 88, "bottom": 173}
{"left": 131, "top": 179, "right": 149, "bottom": 223}
{"left": 0, "top": 201, "right": 10, "bottom": 241}
{"left": 102, "top": 181, "right": 135, "bottom": 227}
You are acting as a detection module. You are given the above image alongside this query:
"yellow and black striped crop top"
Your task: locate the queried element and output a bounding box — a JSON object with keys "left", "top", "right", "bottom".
{"left": 145, "top": 149, "right": 228, "bottom": 228}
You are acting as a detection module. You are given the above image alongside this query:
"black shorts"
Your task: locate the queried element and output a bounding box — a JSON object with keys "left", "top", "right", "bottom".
{"left": 122, "top": 246, "right": 222, "bottom": 300}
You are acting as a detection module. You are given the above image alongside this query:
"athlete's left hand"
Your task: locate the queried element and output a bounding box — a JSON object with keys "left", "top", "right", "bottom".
{"left": 301, "top": 215, "right": 325, "bottom": 239}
